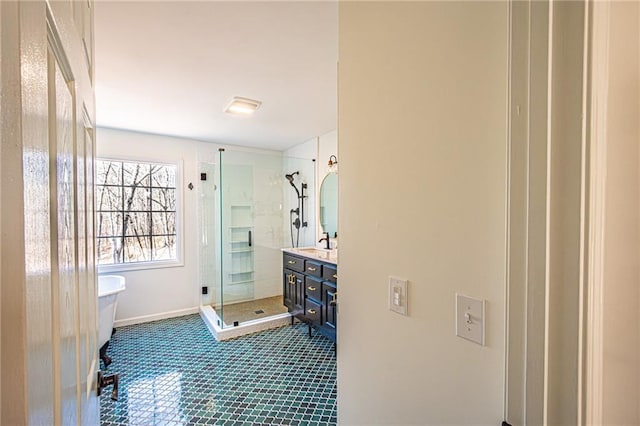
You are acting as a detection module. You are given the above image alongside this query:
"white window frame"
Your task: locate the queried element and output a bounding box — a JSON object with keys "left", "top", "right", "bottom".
{"left": 96, "top": 156, "right": 184, "bottom": 273}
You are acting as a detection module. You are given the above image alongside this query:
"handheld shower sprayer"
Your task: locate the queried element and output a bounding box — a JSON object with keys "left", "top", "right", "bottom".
{"left": 285, "top": 171, "right": 307, "bottom": 247}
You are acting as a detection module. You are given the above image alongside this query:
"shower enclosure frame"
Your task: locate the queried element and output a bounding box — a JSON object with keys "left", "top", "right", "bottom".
{"left": 198, "top": 147, "right": 315, "bottom": 339}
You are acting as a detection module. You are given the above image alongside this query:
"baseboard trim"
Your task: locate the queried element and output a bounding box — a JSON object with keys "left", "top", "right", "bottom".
{"left": 114, "top": 307, "right": 200, "bottom": 327}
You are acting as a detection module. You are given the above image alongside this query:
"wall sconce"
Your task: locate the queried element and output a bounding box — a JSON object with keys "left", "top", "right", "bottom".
{"left": 328, "top": 155, "right": 338, "bottom": 173}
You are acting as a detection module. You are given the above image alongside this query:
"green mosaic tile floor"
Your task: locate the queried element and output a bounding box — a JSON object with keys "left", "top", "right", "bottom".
{"left": 100, "top": 314, "right": 337, "bottom": 425}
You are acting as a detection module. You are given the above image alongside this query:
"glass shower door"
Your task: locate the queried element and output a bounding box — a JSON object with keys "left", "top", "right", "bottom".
{"left": 218, "top": 149, "right": 287, "bottom": 328}
{"left": 220, "top": 156, "right": 255, "bottom": 314}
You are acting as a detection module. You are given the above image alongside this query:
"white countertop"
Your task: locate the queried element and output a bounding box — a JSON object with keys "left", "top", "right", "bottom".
{"left": 282, "top": 247, "right": 338, "bottom": 265}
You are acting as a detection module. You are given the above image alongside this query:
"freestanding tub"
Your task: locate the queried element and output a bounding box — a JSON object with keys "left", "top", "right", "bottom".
{"left": 98, "top": 275, "right": 126, "bottom": 365}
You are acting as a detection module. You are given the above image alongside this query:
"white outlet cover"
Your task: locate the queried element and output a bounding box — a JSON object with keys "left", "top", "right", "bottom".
{"left": 389, "top": 276, "right": 408, "bottom": 316}
{"left": 455, "top": 294, "right": 485, "bottom": 345}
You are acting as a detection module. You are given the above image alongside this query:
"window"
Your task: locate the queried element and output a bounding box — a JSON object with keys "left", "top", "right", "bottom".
{"left": 96, "top": 159, "right": 178, "bottom": 267}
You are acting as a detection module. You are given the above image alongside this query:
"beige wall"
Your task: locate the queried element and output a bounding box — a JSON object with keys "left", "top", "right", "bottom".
{"left": 338, "top": 2, "right": 508, "bottom": 424}
{"left": 602, "top": 2, "right": 640, "bottom": 424}
{"left": 0, "top": 2, "right": 3, "bottom": 422}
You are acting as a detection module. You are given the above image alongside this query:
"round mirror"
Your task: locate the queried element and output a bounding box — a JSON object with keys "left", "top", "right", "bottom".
{"left": 319, "top": 173, "right": 338, "bottom": 237}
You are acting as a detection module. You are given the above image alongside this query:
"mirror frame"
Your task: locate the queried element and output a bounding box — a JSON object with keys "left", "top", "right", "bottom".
{"left": 318, "top": 171, "right": 338, "bottom": 240}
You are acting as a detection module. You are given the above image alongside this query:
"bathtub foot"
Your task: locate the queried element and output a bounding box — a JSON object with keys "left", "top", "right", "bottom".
{"left": 97, "top": 371, "right": 119, "bottom": 401}
{"left": 100, "top": 341, "right": 112, "bottom": 368}
{"left": 101, "top": 354, "right": 112, "bottom": 368}
{"left": 110, "top": 374, "right": 119, "bottom": 401}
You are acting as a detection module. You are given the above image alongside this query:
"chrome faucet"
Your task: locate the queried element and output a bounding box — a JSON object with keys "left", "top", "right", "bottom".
{"left": 319, "top": 232, "right": 331, "bottom": 250}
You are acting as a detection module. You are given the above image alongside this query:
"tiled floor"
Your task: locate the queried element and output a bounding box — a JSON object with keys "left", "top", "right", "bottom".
{"left": 215, "top": 296, "right": 289, "bottom": 326}
{"left": 100, "top": 315, "right": 337, "bottom": 426}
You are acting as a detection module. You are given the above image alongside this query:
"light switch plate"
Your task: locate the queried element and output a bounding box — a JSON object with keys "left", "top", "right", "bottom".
{"left": 389, "top": 276, "right": 408, "bottom": 316}
{"left": 456, "top": 294, "right": 485, "bottom": 345}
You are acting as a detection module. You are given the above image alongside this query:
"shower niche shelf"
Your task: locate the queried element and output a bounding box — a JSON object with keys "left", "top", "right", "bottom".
{"left": 230, "top": 248, "right": 252, "bottom": 253}
{"left": 223, "top": 204, "right": 255, "bottom": 302}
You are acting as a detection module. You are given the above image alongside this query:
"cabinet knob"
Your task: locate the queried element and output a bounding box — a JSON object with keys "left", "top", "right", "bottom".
{"left": 307, "top": 286, "right": 317, "bottom": 291}
{"left": 307, "top": 309, "right": 317, "bottom": 315}
{"left": 332, "top": 274, "right": 338, "bottom": 279}
{"left": 288, "top": 260, "right": 296, "bottom": 265}
{"left": 307, "top": 267, "right": 317, "bottom": 272}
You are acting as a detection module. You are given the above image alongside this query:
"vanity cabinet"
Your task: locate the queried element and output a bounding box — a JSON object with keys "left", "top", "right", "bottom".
{"left": 283, "top": 252, "right": 337, "bottom": 343}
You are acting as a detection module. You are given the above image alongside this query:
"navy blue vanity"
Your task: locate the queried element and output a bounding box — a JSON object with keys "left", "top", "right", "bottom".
{"left": 282, "top": 249, "right": 337, "bottom": 343}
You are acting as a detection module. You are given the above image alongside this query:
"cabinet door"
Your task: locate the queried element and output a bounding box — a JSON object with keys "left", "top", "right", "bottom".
{"left": 295, "top": 272, "right": 305, "bottom": 310}
{"left": 323, "top": 283, "right": 337, "bottom": 330}
{"left": 283, "top": 270, "right": 304, "bottom": 312}
{"left": 283, "top": 269, "right": 296, "bottom": 310}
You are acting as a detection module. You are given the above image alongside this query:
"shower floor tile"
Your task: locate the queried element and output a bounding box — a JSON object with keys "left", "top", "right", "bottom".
{"left": 100, "top": 314, "right": 337, "bottom": 425}
{"left": 215, "top": 296, "right": 289, "bottom": 326}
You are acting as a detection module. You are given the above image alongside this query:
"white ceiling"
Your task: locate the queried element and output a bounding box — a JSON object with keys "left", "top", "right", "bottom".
{"left": 94, "top": 1, "right": 338, "bottom": 151}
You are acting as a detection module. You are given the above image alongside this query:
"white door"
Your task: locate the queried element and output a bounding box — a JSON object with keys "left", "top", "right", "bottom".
{"left": 48, "top": 2, "right": 100, "bottom": 424}
{"left": 0, "top": 1, "right": 99, "bottom": 424}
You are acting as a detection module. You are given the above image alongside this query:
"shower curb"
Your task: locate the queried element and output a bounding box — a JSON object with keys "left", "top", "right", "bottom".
{"left": 199, "top": 305, "right": 292, "bottom": 341}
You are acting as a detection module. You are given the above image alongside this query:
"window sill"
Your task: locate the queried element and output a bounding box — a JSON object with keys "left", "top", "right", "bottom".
{"left": 98, "top": 259, "right": 184, "bottom": 274}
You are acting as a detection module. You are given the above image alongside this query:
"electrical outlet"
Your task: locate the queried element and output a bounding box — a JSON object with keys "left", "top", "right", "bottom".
{"left": 456, "top": 294, "right": 485, "bottom": 345}
{"left": 389, "top": 276, "right": 408, "bottom": 316}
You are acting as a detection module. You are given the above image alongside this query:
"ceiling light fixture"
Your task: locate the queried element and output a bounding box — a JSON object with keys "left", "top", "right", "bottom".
{"left": 224, "top": 97, "right": 262, "bottom": 115}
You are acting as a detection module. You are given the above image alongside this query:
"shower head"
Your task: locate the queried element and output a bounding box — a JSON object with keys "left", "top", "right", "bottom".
{"left": 285, "top": 171, "right": 300, "bottom": 197}
{"left": 285, "top": 171, "right": 298, "bottom": 183}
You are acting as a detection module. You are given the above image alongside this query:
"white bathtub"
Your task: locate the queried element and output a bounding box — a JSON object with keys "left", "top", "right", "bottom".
{"left": 98, "top": 275, "right": 126, "bottom": 349}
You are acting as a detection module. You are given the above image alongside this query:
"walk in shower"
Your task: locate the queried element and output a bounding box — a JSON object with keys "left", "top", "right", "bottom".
{"left": 199, "top": 148, "right": 315, "bottom": 336}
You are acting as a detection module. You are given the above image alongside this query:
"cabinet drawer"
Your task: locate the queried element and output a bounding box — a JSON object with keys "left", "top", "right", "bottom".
{"left": 283, "top": 254, "right": 305, "bottom": 273}
{"left": 305, "top": 260, "right": 323, "bottom": 278}
{"left": 304, "top": 298, "right": 322, "bottom": 325}
{"left": 322, "top": 264, "right": 337, "bottom": 283}
{"left": 305, "top": 276, "right": 322, "bottom": 302}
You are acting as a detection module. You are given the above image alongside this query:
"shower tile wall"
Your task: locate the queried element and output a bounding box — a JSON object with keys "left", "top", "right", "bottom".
{"left": 282, "top": 156, "right": 316, "bottom": 248}
{"left": 252, "top": 156, "right": 286, "bottom": 301}
{"left": 100, "top": 315, "right": 337, "bottom": 425}
{"left": 221, "top": 163, "right": 256, "bottom": 303}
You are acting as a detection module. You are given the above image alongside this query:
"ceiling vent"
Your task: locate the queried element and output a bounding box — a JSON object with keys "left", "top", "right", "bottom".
{"left": 224, "top": 97, "right": 262, "bottom": 115}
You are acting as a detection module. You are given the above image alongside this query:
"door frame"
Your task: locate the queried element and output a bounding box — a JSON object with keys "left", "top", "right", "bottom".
{"left": 504, "top": 0, "right": 600, "bottom": 424}
{"left": 583, "top": 1, "right": 610, "bottom": 424}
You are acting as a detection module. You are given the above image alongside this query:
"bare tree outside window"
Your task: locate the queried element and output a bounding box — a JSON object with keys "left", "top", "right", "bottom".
{"left": 96, "top": 159, "right": 177, "bottom": 265}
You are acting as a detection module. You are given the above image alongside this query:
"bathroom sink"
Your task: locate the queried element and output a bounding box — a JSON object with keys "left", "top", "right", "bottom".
{"left": 288, "top": 247, "right": 338, "bottom": 263}
{"left": 298, "top": 247, "right": 329, "bottom": 255}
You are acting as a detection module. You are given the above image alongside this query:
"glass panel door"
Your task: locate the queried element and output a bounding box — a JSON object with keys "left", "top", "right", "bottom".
{"left": 217, "top": 149, "right": 315, "bottom": 328}
{"left": 219, "top": 151, "right": 255, "bottom": 325}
